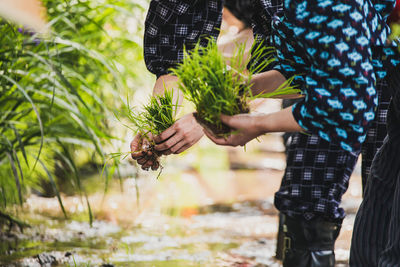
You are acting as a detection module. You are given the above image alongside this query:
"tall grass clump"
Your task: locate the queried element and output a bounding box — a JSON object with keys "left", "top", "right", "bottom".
{"left": 0, "top": 0, "right": 148, "bottom": 225}
{"left": 172, "top": 40, "right": 301, "bottom": 136}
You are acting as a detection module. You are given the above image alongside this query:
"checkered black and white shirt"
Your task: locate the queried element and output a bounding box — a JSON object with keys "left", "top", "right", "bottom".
{"left": 143, "top": 0, "right": 283, "bottom": 78}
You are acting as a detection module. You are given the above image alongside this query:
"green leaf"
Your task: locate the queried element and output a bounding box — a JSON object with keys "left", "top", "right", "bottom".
{"left": 38, "top": 159, "right": 67, "bottom": 218}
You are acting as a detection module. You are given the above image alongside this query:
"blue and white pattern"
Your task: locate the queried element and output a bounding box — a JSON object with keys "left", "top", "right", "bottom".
{"left": 271, "top": 0, "right": 399, "bottom": 152}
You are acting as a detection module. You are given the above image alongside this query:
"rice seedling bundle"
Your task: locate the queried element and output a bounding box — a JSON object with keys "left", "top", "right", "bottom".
{"left": 123, "top": 90, "right": 177, "bottom": 170}
{"left": 172, "top": 40, "right": 301, "bottom": 136}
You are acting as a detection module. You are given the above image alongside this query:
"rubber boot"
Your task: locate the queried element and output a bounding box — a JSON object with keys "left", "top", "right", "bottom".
{"left": 275, "top": 212, "right": 285, "bottom": 260}
{"left": 282, "top": 215, "right": 342, "bottom": 267}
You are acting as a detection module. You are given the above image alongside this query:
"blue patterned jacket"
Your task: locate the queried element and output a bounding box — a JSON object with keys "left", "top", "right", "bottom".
{"left": 273, "top": 0, "right": 400, "bottom": 152}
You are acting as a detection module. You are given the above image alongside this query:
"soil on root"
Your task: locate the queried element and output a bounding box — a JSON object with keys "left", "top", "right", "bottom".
{"left": 194, "top": 98, "right": 250, "bottom": 137}
{"left": 194, "top": 112, "right": 231, "bottom": 136}
{"left": 135, "top": 137, "right": 161, "bottom": 171}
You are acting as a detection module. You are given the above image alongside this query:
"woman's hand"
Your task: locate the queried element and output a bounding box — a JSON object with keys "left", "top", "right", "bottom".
{"left": 204, "top": 107, "right": 304, "bottom": 147}
{"left": 130, "top": 133, "right": 159, "bottom": 170}
{"left": 154, "top": 113, "right": 204, "bottom": 155}
{"left": 203, "top": 113, "right": 266, "bottom": 147}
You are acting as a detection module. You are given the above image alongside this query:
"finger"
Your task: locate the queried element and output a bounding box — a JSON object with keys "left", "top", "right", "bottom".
{"left": 175, "top": 143, "right": 192, "bottom": 154}
{"left": 131, "top": 150, "right": 145, "bottom": 160}
{"left": 146, "top": 132, "right": 154, "bottom": 140}
{"left": 130, "top": 134, "right": 142, "bottom": 150}
{"left": 220, "top": 113, "right": 250, "bottom": 131}
{"left": 165, "top": 139, "right": 186, "bottom": 155}
{"left": 153, "top": 125, "right": 177, "bottom": 144}
{"left": 220, "top": 114, "right": 237, "bottom": 129}
{"left": 137, "top": 156, "right": 151, "bottom": 165}
{"left": 137, "top": 147, "right": 156, "bottom": 160}
{"left": 151, "top": 160, "right": 160, "bottom": 171}
{"left": 135, "top": 148, "right": 154, "bottom": 162}
{"left": 141, "top": 164, "right": 151, "bottom": 171}
{"left": 154, "top": 132, "right": 181, "bottom": 152}
{"left": 131, "top": 135, "right": 144, "bottom": 159}
{"left": 142, "top": 159, "right": 155, "bottom": 169}
{"left": 203, "top": 129, "right": 230, "bottom": 146}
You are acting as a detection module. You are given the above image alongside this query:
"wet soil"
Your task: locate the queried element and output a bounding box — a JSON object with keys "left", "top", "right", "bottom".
{"left": 193, "top": 97, "right": 250, "bottom": 137}
{"left": 193, "top": 112, "right": 232, "bottom": 136}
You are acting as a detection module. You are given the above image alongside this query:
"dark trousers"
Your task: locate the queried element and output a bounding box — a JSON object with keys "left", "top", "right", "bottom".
{"left": 350, "top": 91, "right": 400, "bottom": 266}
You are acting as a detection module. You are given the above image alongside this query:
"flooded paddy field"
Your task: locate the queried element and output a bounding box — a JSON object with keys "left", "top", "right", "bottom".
{"left": 0, "top": 134, "right": 363, "bottom": 267}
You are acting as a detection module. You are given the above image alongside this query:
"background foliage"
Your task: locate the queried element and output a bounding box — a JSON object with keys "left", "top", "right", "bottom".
{"left": 0, "top": 0, "right": 149, "bottom": 220}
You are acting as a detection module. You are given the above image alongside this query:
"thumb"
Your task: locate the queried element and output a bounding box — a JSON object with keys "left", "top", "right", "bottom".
{"left": 220, "top": 114, "right": 242, "bottom": 130}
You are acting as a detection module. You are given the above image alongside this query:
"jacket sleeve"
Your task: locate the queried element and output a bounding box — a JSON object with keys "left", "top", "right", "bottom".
{"left": 277, "top": 0, "right": 394, "bottom": 152}
{"left": 143, "top": 0, "right": 223, "bottom": 78}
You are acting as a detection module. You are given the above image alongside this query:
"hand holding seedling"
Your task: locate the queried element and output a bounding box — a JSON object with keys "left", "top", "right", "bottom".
{"left": 130, "top": 133, "right": 160, "bottom": 171}
{"left": 129, "top": 40, "right": 302, "bottom": 171}
{"left": 203, "top": 113, "right": 265, "bottom": 147}
{"left": 204, "top": 107, "right": 304, "bottom": 147}
{"left": 171, "top": 40, "right": 301, "bottom": 138}
{"left": 153, "top": 113, "right": 204, "bottom": 155}
{"left": 130, "top": 113, "right": 204, "bottom": 170}
{"left": 124, "top": 90, "right": 178, "bottom": 172}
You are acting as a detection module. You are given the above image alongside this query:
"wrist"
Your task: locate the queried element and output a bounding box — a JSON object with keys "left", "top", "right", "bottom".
{"left": 250, "top": 74, "right": 261, "bottom": 95}
{"left": 253, "top": 114, "right": 271, "bottom": 135}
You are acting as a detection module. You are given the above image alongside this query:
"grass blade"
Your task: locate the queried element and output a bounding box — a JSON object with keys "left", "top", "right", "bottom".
{"left": 6, "top": 152, "right": 23, "bottom": 205}
{"left": 38, "top": 159, "right": 67, "bottom": 218}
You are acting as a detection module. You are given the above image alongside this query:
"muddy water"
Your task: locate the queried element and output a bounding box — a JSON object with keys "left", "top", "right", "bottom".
{"left": 0, "top": 134, "right": 362, "bottom": 267}
{"left": 1, "top": 201, "right": 283, "bottom": 266}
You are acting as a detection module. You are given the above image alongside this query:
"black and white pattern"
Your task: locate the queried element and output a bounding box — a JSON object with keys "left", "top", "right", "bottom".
{"left": 361, "top": 79, "right": 391, "bottom": 191}
{"left": 144, "top": 0, "right": 223, "bottom": 78}
{"left": 144, "top": 0, "right": 283, "bottom": 77}
{"left": 249, "top": 0, "right": 283, "bottom": 72}
{"left": 275, "top": 131, "right": 359, "bottom": 221}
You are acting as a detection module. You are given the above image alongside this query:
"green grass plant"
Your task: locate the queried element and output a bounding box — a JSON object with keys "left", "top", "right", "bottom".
{"left": 0, "top": 0, "right": 148, "bottom": 225}
{"left": 171, "top": 39, "right": 301, "bottom": 136}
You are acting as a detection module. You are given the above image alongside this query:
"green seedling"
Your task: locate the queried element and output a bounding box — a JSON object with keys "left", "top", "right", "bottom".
{"left": 138, "top": 90, "right": 178, "bottom": 136}
{"left": 129, "top": 90, "right": 178, "bottom": 170}
{"left": 110, "top": 90, "right": 178, "bottom": 173}
{"left": 171, "top": 39, "right": 301, "bottom": 136}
